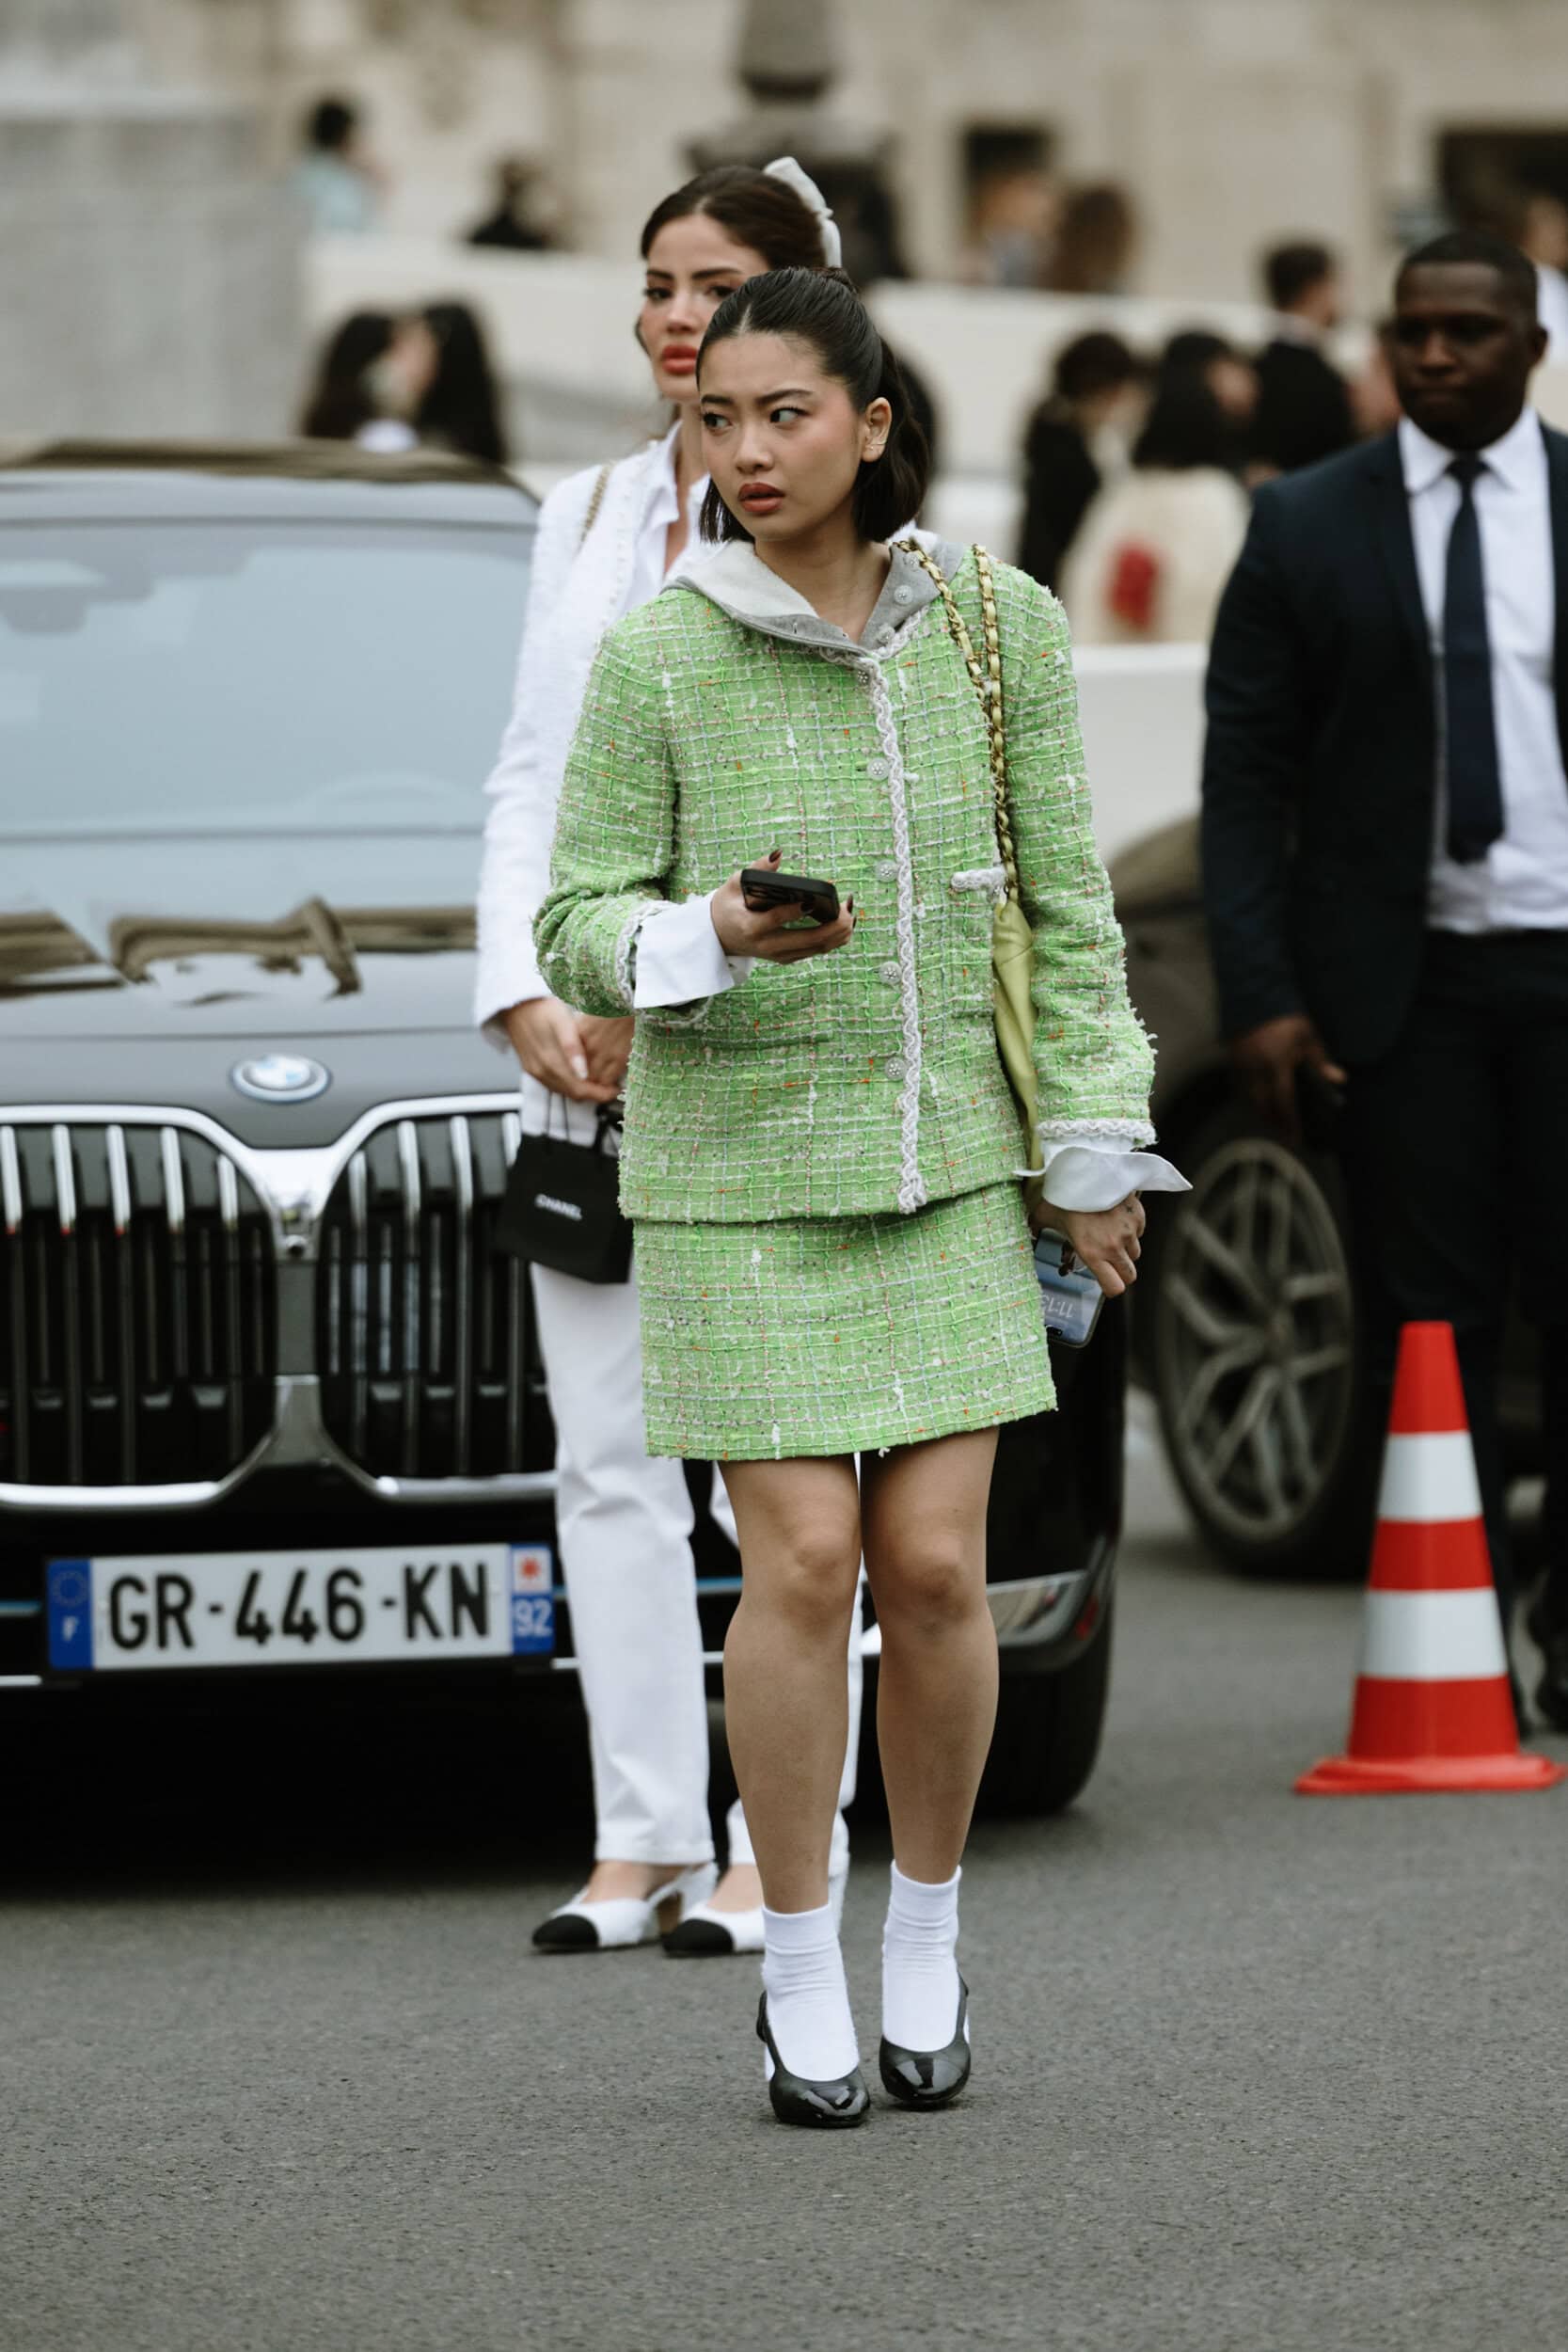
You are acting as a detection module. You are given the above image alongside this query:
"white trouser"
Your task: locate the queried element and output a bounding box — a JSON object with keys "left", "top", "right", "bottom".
{"left": 531, "top": 1255, "right": 862, "bottom": 1867}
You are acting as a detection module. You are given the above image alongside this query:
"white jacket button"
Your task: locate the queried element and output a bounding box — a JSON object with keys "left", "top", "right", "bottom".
{"left": 879, "top": 960, "right": 900, "bottom": 985}
{"left": 876, "top": 858, "right": 897, "bottom": 881}
{"left": 883, "top": 1055, "right": 907, "bottom": 1081}
{"left": 866, "top": 756, "right": 889, "bottom": 780}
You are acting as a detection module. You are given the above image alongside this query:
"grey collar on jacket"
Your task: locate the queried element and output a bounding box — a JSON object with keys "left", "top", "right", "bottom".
{"left": 670, "top": 530, "right": 967, "bottom": 655}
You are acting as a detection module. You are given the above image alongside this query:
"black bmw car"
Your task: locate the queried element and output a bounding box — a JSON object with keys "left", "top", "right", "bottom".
{"left": 0, "top": 441, "right": 1124, "bottom": 1813}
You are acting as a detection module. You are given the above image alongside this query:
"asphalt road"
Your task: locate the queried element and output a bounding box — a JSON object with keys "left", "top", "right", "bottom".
{"left": 5, "top": 1406, "right": 1565, "bottom": 2352}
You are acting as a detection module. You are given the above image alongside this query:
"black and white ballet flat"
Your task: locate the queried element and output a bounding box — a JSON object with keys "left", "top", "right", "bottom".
{"left": 664, "top": 1860, "right": 847, "bottom": 1958}
{"left": 531, "top": 1863, "right": 716, "bottom": 1952}
{"left": 878, "top": 1976, "right": 972, "bottom": 2109}
{"left": 756, "top": 1995, "right": 869, "bottom": 2129}
{"left": 662, "top": 1899, "right": 765, "bottom": 1956}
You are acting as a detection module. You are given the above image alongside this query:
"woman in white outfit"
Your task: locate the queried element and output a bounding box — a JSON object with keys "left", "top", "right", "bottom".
{"left": 1061, "top": 360, "right": 1251, "bottom": 646}
{"left": 475, "top": 160, "right": 862, "bottom": 1954}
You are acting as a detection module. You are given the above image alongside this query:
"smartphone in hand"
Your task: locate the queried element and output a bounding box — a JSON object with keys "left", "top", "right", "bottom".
{"left": 1035, "top": 1230, "right": 1105, "bottom": 1348}
{"left": 739, "top": 867, "right": 841, "bottom": 924}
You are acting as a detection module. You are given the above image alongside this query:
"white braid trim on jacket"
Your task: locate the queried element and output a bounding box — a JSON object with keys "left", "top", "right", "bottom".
{"left": 836, "top": 610, "right": 935, "bottom": 1215}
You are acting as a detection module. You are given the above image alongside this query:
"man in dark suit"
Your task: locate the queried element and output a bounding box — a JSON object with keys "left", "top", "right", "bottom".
{"left": 1252, "top": 240, "right": 1356, "bottom": 474}
{"left": 1202, "top": 229, "right": 1568, "bottom": 1726}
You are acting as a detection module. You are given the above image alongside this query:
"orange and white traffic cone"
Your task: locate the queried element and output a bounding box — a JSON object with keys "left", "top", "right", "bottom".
{"left": 1297, "top": 1320, "right": 1566, "bottom": 1795}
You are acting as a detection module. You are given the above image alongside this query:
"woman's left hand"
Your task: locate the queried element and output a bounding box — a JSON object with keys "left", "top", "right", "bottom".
{"left": 1029, "top": 1193, "right": 1146, "bottom": 1297}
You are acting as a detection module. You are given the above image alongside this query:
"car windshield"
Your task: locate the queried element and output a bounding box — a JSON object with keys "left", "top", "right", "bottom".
{"left": 0, "top": 518, "right": 531, "bottom": 838}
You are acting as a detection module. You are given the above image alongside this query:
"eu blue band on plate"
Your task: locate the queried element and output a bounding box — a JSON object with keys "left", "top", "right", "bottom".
{"left": 47, "top": 1559, "right": 95, "bottom": 1669}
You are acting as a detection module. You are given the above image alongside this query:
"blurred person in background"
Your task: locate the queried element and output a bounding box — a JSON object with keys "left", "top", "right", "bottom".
{"left": 466, "top": 156, "right": 555, "bottom": 253}
{"left": 298, "top": 310, "right": 437, "bottom": 449}
{"left": 474, "top": 160, "right": 864, "bottom": 1961}
{"left": 1016, "top": 329, "right": 1142, "bottom": 593}
{"left": 1350, "top": 321, "right": 1403, "bottom": 440}
{"left": 1050, "top": 183, "right": 1138, "bottom": 296}
{"left": 416, "top": 302, "right": 510, "bottom": 466}
{"left": 963, "top": 164, "right": 1060, "bottom": 289}
{"left": 1062, "top": 337, "right": 1251, "bottom": 643}
{"left": 290, "top": 95, "right": 383, "bottom": 236}
{"left": 1516, "top": 188, "right": 1568, "bottom": 355}
{"left": 1203, "top": 230, "right": 1568, "bottom": 1728}
{"left": 1252, "top": 239, "right": 1356, "bottom": 475}
{"left": 1157, "top": 329, "right": 1259, "bottom": 443}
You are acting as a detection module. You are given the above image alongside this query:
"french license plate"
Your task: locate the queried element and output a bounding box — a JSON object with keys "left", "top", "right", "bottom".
{"left": 44, "top": 1544, "right": 554, "bottom": 1673}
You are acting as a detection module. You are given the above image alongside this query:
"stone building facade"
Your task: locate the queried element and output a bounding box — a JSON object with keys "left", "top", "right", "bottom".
{"left": 1, "top": 0, "right": 300, "bottom": 437}
{"left": 135, "top": 0, "right": 1568, "bottom": 307}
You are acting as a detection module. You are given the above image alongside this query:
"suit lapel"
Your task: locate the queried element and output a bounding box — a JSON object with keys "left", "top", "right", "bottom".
{"left": 1363, "top": 430, "right": 1431, "bottom": 688}
{"left": 1544, "top": 423, "right": 1568, "bottom": 768}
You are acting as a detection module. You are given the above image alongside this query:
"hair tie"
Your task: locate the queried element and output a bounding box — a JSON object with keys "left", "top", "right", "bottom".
{"left": 764, "top": 154, "right": 843, "bottom": 269}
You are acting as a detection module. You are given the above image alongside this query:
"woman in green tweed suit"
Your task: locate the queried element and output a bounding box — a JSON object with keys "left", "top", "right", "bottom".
{"left": 537, "top": 269, "right": 1182, "bottom": 2127}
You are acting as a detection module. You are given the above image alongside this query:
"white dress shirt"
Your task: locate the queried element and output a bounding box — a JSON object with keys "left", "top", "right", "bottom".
{"left": 1399, "top": 409, "right": 1568, "bottom": 932}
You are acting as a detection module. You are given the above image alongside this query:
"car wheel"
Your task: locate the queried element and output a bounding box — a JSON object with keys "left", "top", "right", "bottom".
{"left": 1151, "top": 1104, "right": 1374, "bottom": 1577}
{"left": 978, "top": 1599, "right": 1114, "bottom": 1817}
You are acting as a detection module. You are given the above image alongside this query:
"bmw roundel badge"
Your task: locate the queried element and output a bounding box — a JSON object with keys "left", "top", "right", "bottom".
{"left": 230, "top": 1053, "right": 331, "bottom": 1104}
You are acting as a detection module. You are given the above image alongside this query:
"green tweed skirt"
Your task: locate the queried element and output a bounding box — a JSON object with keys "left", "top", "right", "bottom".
{"left": 634, "top": 1184, "right": 1055, "bottom": 1461}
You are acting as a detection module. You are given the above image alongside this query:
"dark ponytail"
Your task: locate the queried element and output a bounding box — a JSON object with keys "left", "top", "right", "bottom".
{"left": 697, "top": 265, "right": 932, "bottom": 545}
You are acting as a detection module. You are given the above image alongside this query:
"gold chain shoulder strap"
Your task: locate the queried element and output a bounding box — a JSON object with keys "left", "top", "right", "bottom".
{"left": 898, "top": 539, "right": 1019, "bottom": 898}
{"left": 578, "top": 461, "right": 613, "bottom": 549}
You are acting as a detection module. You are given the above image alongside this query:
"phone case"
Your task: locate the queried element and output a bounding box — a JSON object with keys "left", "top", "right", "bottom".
{"left": 1034, "top": 1230, "right": 1105, "bottom": 1347}
{"left": 738, "top": 868, "right": 840, "bottom": 923}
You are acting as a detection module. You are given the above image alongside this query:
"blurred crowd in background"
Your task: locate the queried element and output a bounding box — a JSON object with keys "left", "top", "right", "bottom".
{"left": 291, "top": 80, "right": 1568, "bottom": 654}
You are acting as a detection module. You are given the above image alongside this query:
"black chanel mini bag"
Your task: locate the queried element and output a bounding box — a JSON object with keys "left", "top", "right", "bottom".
{"left": 497, "top": 1103, "right": 633, "bottom": 1284}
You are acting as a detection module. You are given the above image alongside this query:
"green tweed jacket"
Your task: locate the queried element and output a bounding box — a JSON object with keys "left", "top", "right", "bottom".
{"left": 536, "top": 536, "right": 1155, "bottom": 1225}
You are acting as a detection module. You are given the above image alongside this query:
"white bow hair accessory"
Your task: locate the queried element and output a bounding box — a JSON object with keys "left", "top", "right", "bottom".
{"left": 764, "top": 154, "right": 843, "bottom": 269}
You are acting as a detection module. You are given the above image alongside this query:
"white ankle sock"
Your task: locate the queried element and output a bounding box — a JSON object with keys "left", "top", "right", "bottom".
{"left": 881, "top": 1861, "right": 963, "bottom": 2052}
{"left": 761, "top": 1900, "right": 859, "bottom": 2082}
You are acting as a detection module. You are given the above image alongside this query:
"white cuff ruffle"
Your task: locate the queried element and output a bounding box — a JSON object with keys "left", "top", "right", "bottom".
{"left": 631, "top": 891, "right": 755, "bottom": 1009}
{"left": 1022, "top": 1128, "right": 1191, "bottom": 1211}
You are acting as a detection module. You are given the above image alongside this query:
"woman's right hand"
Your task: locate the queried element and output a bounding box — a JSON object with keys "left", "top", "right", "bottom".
{"left": 710, "top": 850, "right": 857, "bottom": 964}
{"left": 502, "top": 996, "right": 628, "bottom": 1104}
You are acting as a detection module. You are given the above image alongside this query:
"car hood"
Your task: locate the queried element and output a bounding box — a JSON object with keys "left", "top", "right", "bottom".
{"left": 0, "top": 830, "right": 513, "bottom": 1145}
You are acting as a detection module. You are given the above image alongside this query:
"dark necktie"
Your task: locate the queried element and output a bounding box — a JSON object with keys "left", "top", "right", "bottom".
{"left": 1442, "top": 453, "right": 1503, "bottom": 864}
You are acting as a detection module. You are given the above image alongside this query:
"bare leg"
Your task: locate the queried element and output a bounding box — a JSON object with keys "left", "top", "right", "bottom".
{"left": 720, "top": 1455, "right": 863, "bottom": 1914}
{"left": 705, "top": 1862, "right": 764, "bottom": 1915}
{"left": 861, "top": 1428, "right": 999, "bottom": 1882}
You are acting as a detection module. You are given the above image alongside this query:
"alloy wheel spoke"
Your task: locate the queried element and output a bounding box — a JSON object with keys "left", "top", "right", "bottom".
{"left": 1275, "top": 1370, "right": 1320, "bottom": 1487}
{"left": 1166, "top": 1270, "right": 1263, "bottom": 1354}
{"left": 1247, "top": 1414, "right": 1291, "bottom": 1525}
{"left": 1206, "top": 1364, "right": 1279, "bottom": 1486}
{"left": 1265, "top": 1168, "right": 1294, "bottom": 1287}
{"left": 1286, "top": 1342, "right": 1352, "bottom": 1381}
{"left": 1180, "top": 1212, "right": 1269, "bottom": 1313}
{"left": 1282, "top": 1268, "right": 1345, "bottom": 1306}
{"left": 1230, "top": 1153, "right": 1261, "bottom": 1268}
{"left": 1177, "top": 1334, "right": 1269, "bottom": 1439}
